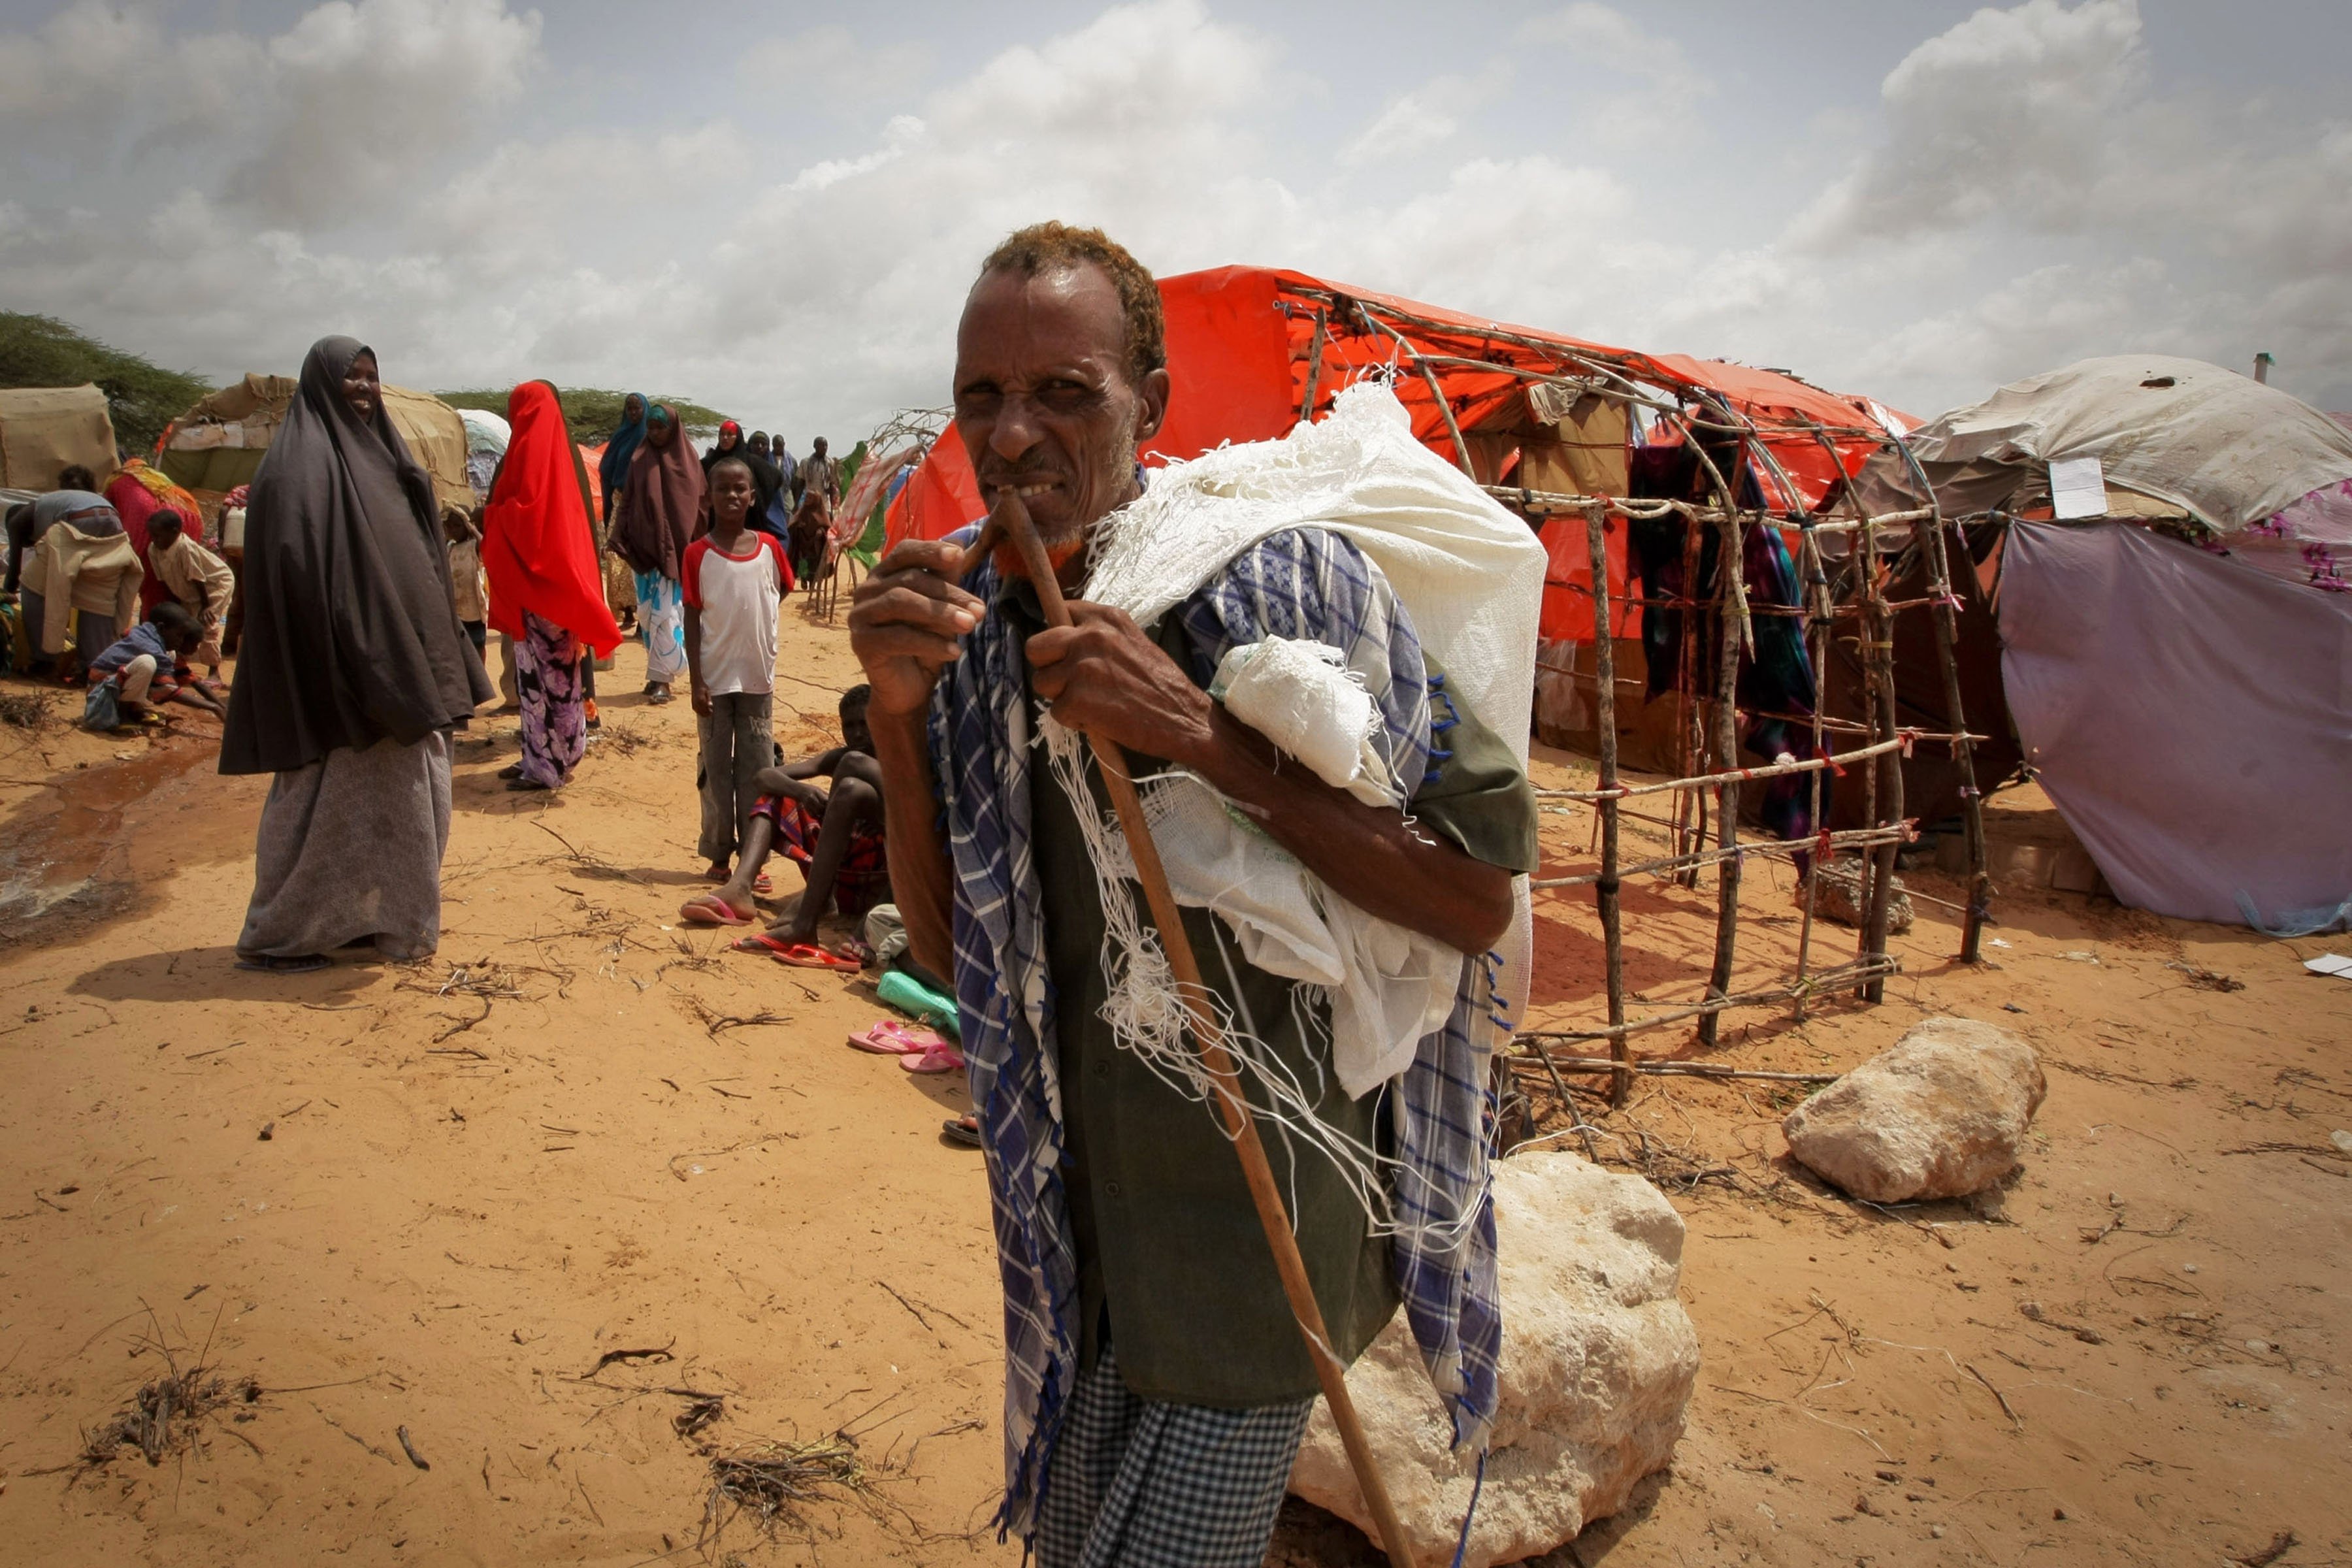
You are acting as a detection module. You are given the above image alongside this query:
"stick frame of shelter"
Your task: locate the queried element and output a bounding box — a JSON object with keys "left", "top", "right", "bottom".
{"left": 1584, "top": 502, "right": 1631, "bottom": 1105}
{"left": 969, "top": 504, "right": 1423, "bottom": 1568}
{"left": 1854, "top": 473, "right": 1905, "bottom": 1003}
{"left": 1259, "top": 282, "right": 1989, "bottom": 1094}
{"left": 1887, "top": 431, "right": 1993, "bottom": 961}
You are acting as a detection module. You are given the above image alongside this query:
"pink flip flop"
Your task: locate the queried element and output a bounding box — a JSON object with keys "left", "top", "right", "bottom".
{"left": 848, "top": 1020, "right": 947, "bottom": 1056}
{"left": 900, "top": 1041, "right": 968, "bottom": 1074}
{"left": 680, "top": 894, "right": 753, "bottom": 926}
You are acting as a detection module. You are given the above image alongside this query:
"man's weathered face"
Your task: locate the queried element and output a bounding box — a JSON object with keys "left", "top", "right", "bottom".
{"left": 953, "top": 263, "right": 1166, "bottom": 551}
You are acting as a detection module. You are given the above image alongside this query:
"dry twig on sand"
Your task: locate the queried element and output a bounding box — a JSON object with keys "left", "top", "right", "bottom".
{"left": 71, "top": 1303, "right": 257, "bottom": 1473}
{"left": 531, "top": 820, "right": 644, "bottom": 883}
{"left": 0, "top": 692, "right": 56, "bottom": 730}
{"left": 676, "top": 993, "right": 792, "bottom": 1040}
{"left": 702, "top": 1433, "right": 870, "bottom": 1543}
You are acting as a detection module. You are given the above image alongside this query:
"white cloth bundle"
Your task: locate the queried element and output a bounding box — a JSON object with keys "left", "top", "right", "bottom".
{"left": 1059, "top": 380, "right": 1546, "bottom": 1102}
{"left": 1211, "top": 636, "right": 1399, "bottom": 809}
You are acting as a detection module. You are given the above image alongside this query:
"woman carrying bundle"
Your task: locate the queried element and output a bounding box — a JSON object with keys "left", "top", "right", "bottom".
{"left": 482, "top": 382, "right": 624, "bottom": 791}
{"left": 222, "top": 335, "right": 494, "bottom": 973}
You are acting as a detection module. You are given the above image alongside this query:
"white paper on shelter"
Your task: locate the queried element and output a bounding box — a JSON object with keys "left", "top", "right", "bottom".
{"left": 2049, "top": 456, "right": 2108, "bottom": 519}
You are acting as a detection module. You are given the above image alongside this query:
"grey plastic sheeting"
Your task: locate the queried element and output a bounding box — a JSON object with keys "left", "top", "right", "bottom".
{"left": 1999, "top": 521, "right": 2352, "bottom": 930}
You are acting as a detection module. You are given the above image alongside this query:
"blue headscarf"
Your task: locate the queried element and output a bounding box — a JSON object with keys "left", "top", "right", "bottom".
{"left": 597, "top": 393, "right": 649, "bottom": 516}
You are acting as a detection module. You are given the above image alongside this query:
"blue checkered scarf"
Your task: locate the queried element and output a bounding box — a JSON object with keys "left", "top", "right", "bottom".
{"left": 927, "top": 525, "right": 1503, "bottom": 1541}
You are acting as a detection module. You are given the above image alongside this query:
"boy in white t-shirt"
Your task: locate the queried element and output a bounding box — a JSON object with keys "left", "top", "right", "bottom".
{"left": 683, "top": 456, "right": 796, "bottom": 896}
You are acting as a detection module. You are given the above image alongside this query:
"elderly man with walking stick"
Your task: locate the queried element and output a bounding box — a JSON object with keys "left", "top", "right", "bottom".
{"left": 847, "top": 221, "right": 1541, "bottom": 1567}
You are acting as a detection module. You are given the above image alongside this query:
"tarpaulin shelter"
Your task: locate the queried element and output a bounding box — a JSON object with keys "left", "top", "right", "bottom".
{"left": 886, "top": 263, "right": 1986, "bottom": 1094}
{"left": 159, "top": 374, "right": 476, "bottom": 517}
{"left": 0, "top": 384, "right": 118, "bottom": 489}
{"left": 889, "top": 265, "right": 1900, "bottom": 570}
{"left": 1859, "top": 355, "right": 2352, "bottom": 931}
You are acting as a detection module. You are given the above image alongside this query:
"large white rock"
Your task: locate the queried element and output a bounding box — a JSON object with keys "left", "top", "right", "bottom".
{"left": 1289, "top": 1152, "right": 1698, "bottom": 1568}
{"left": 1782, "top": 1015, "right": 2047, "bottom": 1202}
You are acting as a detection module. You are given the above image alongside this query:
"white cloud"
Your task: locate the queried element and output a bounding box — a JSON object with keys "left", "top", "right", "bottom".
{"left": 734, "top": 24, "right": 931, "bottom": 105}
{"left": 1521, "top": 3, "right": 1710, "bottom": 104}
{"left": 3, "top": 0, "right": 2348, "bottom": 447}
{"left": 226, "top": 0, "right": 543, "bottom": 223}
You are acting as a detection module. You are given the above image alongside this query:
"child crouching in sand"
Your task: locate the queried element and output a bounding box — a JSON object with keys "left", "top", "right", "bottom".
{"left": 82, "top": 603, "right": 224, "bottom": 725}
{"left": 679, "top": 685, "right": 886, "bottom": 968}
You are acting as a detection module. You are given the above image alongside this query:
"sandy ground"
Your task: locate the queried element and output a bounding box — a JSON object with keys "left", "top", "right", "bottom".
{"left": 2, "top": 600, "right": 2348, "bottom": 1568}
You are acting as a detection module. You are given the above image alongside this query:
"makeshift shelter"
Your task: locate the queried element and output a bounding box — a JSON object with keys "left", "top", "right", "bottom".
{"left": 159, "top": 374, "right": 476, "bottom": 517}
{"left": 887, "top": 265, "right": 1989, "bottom": 1099}
{"left": 0, "top": 384, "right": 118, "bottom": 489}
{"left": 1859, "top": 355, "right": 2352, "bottom": 932}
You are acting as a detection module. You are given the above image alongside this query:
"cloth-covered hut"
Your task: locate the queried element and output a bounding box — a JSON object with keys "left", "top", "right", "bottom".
{"left": 1857, "top": 355, "right": 2352, "bottom": 932}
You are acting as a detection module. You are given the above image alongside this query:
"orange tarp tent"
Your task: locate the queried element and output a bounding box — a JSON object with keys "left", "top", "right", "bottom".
{"left": 885, "top": 265, "right": 1899, "bottom": 642}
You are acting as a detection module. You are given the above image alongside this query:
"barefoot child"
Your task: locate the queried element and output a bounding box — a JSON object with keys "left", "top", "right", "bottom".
{"left": 84, "top": 603, "right": 225, "bottom": 724}
{"left": 681, "top": 685, "right": 889, "bottom": 962}
{"left": 683, "top": 455, "right": 794, "bottom": 889}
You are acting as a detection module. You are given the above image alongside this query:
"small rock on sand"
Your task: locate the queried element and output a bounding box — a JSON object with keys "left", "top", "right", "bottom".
{"left": 1782, "top": 1016, "right": 2047, "bottom": 1203}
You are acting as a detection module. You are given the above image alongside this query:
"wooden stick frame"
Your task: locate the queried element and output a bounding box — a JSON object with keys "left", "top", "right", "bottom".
{"left": 1262, "top": 281, "right": 1994, "bottom": 1090}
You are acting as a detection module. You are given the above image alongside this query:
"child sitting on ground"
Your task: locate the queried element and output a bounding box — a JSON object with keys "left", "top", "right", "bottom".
{"left": 679, "top": 685, "right": 887, "bottom": 967}
{"left": 83, "top": 602, "right": 224, "bottom": 725}
{"left": 683, "top": 455, "right": 794, "bottom": 887}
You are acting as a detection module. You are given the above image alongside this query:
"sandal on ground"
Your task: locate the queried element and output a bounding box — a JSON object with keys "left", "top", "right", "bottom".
{"left": 765, "top": 941, "right": 863, "bottom": 972}
{"left": 646, "top": 687, "right": 674, "bottom": 706}
{"left": 680, "top": 894, "right": 754, "bottom": 926}
{"left": 942, "top": 1116, "right": 982, "bottom": 1148}
{"left": 235, "top": 953, "right": 331, "bottom": 974}
{"left": 902, "top": 1041, "right": 968, "bottom": 1074}
{"left": 497, "top": 764, "right": 524, "bottom": 779}
{"left": 848, "top": 1019, "right": 947, "bottom": 1055}
{"left": 834, "top": 937, "right": 877, "bottom": 967}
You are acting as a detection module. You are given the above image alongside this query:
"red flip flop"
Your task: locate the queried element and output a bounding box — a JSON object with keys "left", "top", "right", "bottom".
{"left": 679, "top": 894, "right": 753, "bottom": 926}
{"left": 768, "top": 942, "right": 862, "bottom": 972}
{"left": 731, "top": 932, "right": 794, "bottom": 956}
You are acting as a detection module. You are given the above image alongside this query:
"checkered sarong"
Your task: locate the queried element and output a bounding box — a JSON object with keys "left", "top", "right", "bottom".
{"left": 1034, "top": 1343, "right": 1312, "bottom": 1568}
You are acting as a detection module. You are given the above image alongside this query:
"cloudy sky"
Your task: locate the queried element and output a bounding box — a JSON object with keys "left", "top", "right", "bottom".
{"left": 3, "top": 0, "right": 2346, "bottom": 441}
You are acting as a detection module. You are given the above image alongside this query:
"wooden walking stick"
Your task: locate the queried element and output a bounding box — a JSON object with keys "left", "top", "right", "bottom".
{"left": 962, "top": 498, "right": 1424, "bottom": 1567}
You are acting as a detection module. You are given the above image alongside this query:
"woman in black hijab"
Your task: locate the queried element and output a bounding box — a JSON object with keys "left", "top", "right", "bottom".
{"left": 223, "top": 335, "right": 495, "bottom": 973}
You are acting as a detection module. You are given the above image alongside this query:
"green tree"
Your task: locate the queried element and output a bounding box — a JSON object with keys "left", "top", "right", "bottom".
{"left": 0, "top": 312, "right": 214, "bottom": 456}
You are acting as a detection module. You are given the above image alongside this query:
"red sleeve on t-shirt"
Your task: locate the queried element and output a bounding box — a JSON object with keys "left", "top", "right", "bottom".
{"left": 681, "top": 537, "right": 711, "bottom": 609}
{"left": 766, "top": 532, "right": 796, "bottom": 595}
